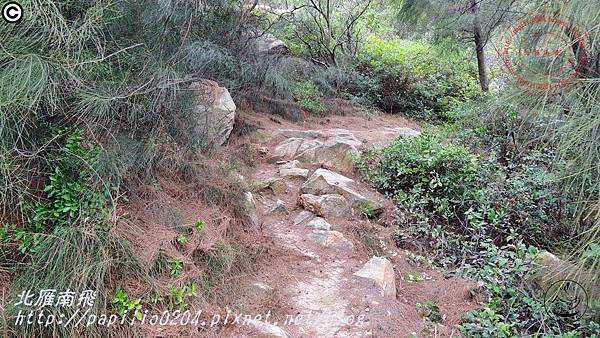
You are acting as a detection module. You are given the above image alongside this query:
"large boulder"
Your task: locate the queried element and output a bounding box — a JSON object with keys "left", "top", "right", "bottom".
{"left": 298, "top": 194, "right": 350, "bottom": 218}
{"left": 297, "top": 141, "right": 359, "bottom": 173}
{"left": 354, "top": 256, "right": 396, "bottom": 299}
{"left": 189, "top": 80, "right": 236, "bottom": 146}
{"left": 272, "top": 138, "right": 322, "bottom": 160}
{"left": 301, "top": 168, "right": 355, "bottom": 196}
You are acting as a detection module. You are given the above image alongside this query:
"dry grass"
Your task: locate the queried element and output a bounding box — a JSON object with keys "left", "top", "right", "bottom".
{"left": 347, "top": 222, "right": 385, "bottom": 256}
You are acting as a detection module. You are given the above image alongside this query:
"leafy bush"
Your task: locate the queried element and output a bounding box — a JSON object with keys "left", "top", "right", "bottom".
{"left": 360, "top": 126, "right": 570, "bottom": 260}
{"left": 168, "top": 257, "right": 184, "bottom": 277}
{"left": 358, "top": 131, "right": 480, "bottom": 218}
{"left": 357, "top": 35, "right": 480, "bottom": 119}
{"left": 359, "top": 102, "right": 596, "bottom": 336}
{"left": 458, "top": 239, "right": 599, "bottom": 337}
{"left": 293, "top": 80, "right": 326, "bottom": 114}
{"left": 1, "top": 129, "right": 108, "bottom": 256}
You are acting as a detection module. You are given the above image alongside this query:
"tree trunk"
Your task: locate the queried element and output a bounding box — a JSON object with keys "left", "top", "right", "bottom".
{"left": 472, "top": 1, "right": 489, "bottom": 92}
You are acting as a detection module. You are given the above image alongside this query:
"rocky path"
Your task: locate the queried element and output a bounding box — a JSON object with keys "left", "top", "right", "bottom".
{"left": 229, "top": 114, "right": 477, "bottom": 337}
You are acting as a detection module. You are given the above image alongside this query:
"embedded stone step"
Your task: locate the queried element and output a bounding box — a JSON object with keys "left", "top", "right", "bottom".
{"left": 301, "top": 169, "right": 384, "bottom": 216}
{"left": 306, "top": 217, "right": 332, "bottom": 231}
{"left": 298, "top": 193, "right": 350, "bottom": 218}
{"left": 279, "top": 160, "right": 309, "bottom": 178}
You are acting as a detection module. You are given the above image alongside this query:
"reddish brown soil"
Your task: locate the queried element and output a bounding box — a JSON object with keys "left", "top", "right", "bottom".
{"left": 114, "top": 106, "right": 477, "bottom": 338}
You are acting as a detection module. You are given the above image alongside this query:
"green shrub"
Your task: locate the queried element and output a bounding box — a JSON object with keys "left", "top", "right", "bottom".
{"left": 293, "top": 80, "right": 326, "bottom": 114}
{"left": 194, "top": 220, "right": 206, "bottom": 232}
{"left": 358, "top": 131, "right": 480, "bottom": 217}
{"left": 168, "top": 257, "right": 184, "bottom": 277}
{"left": 168, "top": 282, "right": 197, "bottom": 310}
{"left": 357, "top": 35, "right": 480, "bottom": 119}
{"left": 458, "top": 239, "right": 599, "bottom": 337}
{"left": 360, "top": 105, "right": 596, "bottom": 336}
{"left": 1, "top": 129, "right": 108, "bottom": 255}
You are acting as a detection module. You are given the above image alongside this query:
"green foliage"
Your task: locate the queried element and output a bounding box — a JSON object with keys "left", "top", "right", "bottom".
{"left": 358, "top": 200, "right": 379, "bottom": 219}
{"left": 358, "top": 35, "right": 480, "bottom": 119}
{"left": 176, "top": 234, "right": 187, "bottom": 246}
{"left": 293, "top": 80, "right": 326, "bottom": 114}
{"left": 363, "top": 98, "right": 597, "bottom": 335}
{"left": 168, "top": 282, "right": 197, "bottom": 310}
{"left": 112, "top": 288, "right": 143, "bottom": 320}
{"left": 458, "top": 238, "right": 599, "bottom": 336}
{"left": 269, "top": 20, "right": 310, "bottom": 56}
{"left": 268, "top": 0, "right": 375, "bottom": 66}
{"left": 360, "top": 121, "right": 571, "bottom": 263}
{"left": 28, "top": 131, "right": 105, "bottom": 228}
{"left": 194, "top": 220, "right": 206, "bottom": 232}
{"left": 168, "top": 257, "right": 184, "bottom": 277}
{"left": 417, "top": 300, "right": 441, "bottom": 323}
{"left": 2, "top": 130, "right": 108, "bottom": 255}
{"left": 9, "top": 222, "right": 142, "bottom": 337}
{"left": 358, "top": 131, "right": 480, "bottom": 217}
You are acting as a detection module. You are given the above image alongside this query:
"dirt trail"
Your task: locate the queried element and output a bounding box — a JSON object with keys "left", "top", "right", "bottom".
{"left": 226, "top": 111, "right": 478, "bottom": 337}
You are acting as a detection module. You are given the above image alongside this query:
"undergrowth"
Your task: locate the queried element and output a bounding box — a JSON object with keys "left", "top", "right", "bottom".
{"left": 357, "top": 99, "right": 599, "bottom": 335}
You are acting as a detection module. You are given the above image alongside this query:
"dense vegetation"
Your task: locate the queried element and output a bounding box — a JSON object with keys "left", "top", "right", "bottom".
{"left": 1, "top": 0, "right": 599, "bottom": 337}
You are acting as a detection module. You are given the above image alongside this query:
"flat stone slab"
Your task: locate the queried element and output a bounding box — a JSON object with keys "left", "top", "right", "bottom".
{"left": 301, "top": 169, "right": 384, "bottom": 215}
{"left": 306, "top": 217, "right": 332, "bottom": 231}
{"left": 279, "top": 160, "right": 310, "bottom": 178}
{"left": 309, "top": 230, "right": 353, "bottom": 249}
{"left": 298, "top": 193, "right": 350, "bottom": 218}
{"left": 294, "top": 210, "right": 315, "bottom": 225}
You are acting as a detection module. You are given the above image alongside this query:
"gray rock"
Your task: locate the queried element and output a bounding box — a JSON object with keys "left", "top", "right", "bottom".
{"left": 189, "top": 80, "right": 236, "bottom": 146}
{"left": 301, "top": 169, "right": 383, "bottom": 215}
{"left": 298, "top": 193, "right": 350, "bottom": 218}
{"left": 309, "top": 230, "right": 353, "bottom": 249}
{"left": 272, "top": 138, "right": 322, "bottom": 160}
{"left": 354, "top": 256, "right": 396, "bottom": 299}
{"left": 279, "top": 160, "right": 309, "bottom": 178}
{"left": 294, "top": 210, "right": 314, "bottom": 225}
{"left": 269, "top": 199, "right": 289, "bottom": 215}
{"left": 314, "top": 140, "right": 359, "bottom": 173}
{"left": 301, "top": 168, "right": 355, "bottom": 196}
{"left": 270, "top": 130, "right": 361, "bottom": 172}
{"left": 243, "top": 192, "right": 260, "bottom": 227}
{"left": 306, "top": 217, "right": 332, "bottom": 231}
